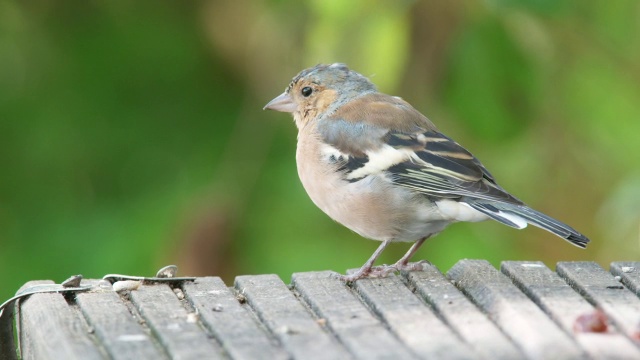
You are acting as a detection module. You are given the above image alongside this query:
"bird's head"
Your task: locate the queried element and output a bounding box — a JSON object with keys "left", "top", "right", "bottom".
{"left": 264, "top": 63, "right": 376, "bottom": 129}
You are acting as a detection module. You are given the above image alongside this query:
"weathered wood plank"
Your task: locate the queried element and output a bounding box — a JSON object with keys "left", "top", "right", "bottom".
{"left": 292, "top": 271, "right": 416, "bottom": 359}
{"left": 557, "top": 261, "right": 640, "bottom": 342}
{"left": 13, "top": 262, "right": 640, "bottom": 359}
{"left": 350, "top": 271, "right": 477, "bottom": 360}
{"left": 128, "top": 283, "right": 225, "bottom": 359}
{"left": 447, "top": 259, "right": 585, "bottom": 360}
{"left": 235, "top": 274, "right": 350, "bottom": 360}
{"left": 75, "top": 283, "right": 166, "bottom": 360}
{"left": 405, "top": 265, "right": 523, "bottom": 360}
{"left": 182, "top": 277, "right": 288, "bottom": 360}
{"left": 502, "top": 261, "right": 640, "bottom": 359}
{"left": 611, "top": 262, "right": 640, "bottom": 297}
{"left": 19, "top": 281, "right": 105, "bottom": 360}
{"left": 0, "top": 297, "right": 18, "bottom": 360}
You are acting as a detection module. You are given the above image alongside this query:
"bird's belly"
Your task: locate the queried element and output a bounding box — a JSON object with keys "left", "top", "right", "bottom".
{"left": 297, "top": 160, "right": 449, "bottom": 242}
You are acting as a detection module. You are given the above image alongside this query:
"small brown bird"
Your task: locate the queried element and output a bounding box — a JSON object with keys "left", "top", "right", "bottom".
{"left": 264, "top": 63, "right": 589, "bottom": 282}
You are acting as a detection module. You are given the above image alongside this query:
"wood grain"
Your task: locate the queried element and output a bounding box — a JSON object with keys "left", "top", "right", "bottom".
{"left": 183, "top": 277, "right": 288, "bottom": 360}
{"left": 502, "top": 261, "right": 640, "bottom": 359}
{"left": 447, "top": 260, "right": 585, "bottom": 360}
{"left": 557, "top": 261, "right": 640, "bottom": 343}
{"left": 406, "top": 264, "right": 523, "bottom": 360}
{"left": 235, "top": 274, "right": 350, "bottom": 360}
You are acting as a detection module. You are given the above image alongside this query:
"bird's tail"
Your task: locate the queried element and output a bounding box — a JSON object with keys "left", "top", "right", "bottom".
{"left": 463, "top": 200, "right": 590, "bottom": 248}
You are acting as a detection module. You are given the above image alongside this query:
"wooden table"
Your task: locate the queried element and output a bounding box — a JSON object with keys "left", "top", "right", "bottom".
{"left": 2, "top": 260, "right": 640, "bottom": 359}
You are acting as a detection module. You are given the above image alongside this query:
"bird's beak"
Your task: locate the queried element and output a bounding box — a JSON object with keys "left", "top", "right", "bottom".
{"left": 263, "top": 92, "right": 297, "bottom": 113}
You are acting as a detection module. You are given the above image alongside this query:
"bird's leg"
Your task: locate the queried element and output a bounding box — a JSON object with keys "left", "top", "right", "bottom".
{"left": 391, "top": 236, "right": 430, "bottom": 271}
{"left": 339, "top": 239, "right": 391, "bottom": 282}
{"left": 369, "top": 236, "right": 431, "bottom": 276}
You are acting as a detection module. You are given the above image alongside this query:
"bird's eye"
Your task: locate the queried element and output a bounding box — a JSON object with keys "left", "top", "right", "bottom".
{"left": 301, "top": 86, "right": 313, "bottom": 97}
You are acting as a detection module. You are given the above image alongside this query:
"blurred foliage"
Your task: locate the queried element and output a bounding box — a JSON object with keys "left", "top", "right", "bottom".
{"left": 0, "top": 0, "right": 639, "bottom": 301}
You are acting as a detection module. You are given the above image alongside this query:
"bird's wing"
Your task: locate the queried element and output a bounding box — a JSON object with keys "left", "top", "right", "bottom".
{"left": 382, "top": 129, "right": 522, "bottom": 204}
{"left": 320, "top": 93, "right": 521, "bottom": 205}
{"left": 381, "top": 130, "right": 592, "bottom": 247}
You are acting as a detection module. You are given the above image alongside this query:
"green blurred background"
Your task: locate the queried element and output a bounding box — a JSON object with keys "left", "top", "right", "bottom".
{"left": 1, "top": 0, "right": 639, "bottom": 301}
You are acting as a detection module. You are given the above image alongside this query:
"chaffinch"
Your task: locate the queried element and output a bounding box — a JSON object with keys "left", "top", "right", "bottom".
{"left": 264, "top": 63, "right": 589, "bottom": 282}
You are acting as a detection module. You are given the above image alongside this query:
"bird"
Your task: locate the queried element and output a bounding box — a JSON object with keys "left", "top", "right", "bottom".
{"left": 264, "top": 63, "right": 590, "bottom": 282}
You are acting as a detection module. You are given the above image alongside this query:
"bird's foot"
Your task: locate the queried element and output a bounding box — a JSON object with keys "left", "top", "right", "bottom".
{"left": 337, "top": 260, "right": 431, "bottom": 283}
{"left": 337, "top": 264, "right": 391, "bottom": 282}
{"left": 366, "top": 264, "right": 398, "bottom": 278}
{"left": 370, "top": 260, "right": 431, "bottom": 275}
{"left": 337, "top": 268, "right": 372, "bottom": 283}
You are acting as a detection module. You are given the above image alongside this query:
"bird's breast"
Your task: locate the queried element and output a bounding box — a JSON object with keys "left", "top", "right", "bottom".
{"left": 295, "top": 132, "right": 449, "bottom": 242}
